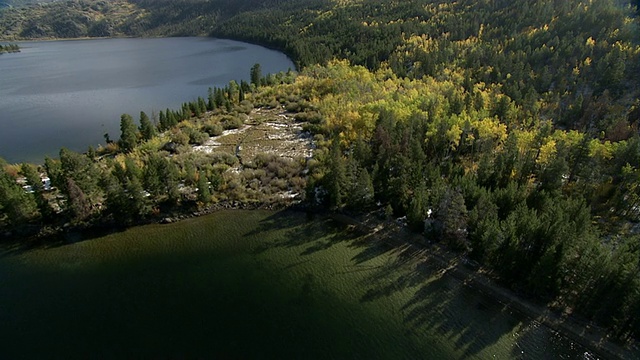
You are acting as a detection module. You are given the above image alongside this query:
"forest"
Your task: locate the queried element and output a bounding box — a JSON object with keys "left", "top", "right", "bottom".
{"left": 1, "top": 0, "right": 640, "bottom": 346}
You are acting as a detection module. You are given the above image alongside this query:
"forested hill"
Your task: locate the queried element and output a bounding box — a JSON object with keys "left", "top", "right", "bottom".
{"left": 0, "top": 0, "right": 307, "bottom": 38}
{"left": 2, "top": 0, "right": 640, "bottom": 347}
{"left": 2, "top": 0, "right": 638, "bottom": 136}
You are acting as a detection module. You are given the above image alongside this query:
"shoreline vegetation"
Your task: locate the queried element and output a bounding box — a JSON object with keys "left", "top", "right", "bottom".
{"left": 0, "top": 69, "right": 637, "bottom": 358}
{"left": 2, "top": 0, "right": 640, "bottom": 358}
{"left": 329, "top": 212, "right": 638, "bottom": 360}
{"left": 0, "top": 42, "right": 18, "bottom": 53}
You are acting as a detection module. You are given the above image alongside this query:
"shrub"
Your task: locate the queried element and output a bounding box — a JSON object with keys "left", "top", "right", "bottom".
{"left": 187, "top": 128, "right": 209, "bottom": 145}
{"left": 295, "top": 111, "right": 323, "bottom": 124}
{"left": 171, "top": 130, "right": 189, "bottom": 146}
{"left": 235, "top": 100, "right": 254, "bottom": 114}
{"left": 221, "top": 115, "right": 244, "bottom": 130}
{"left": 209, "top": 152, "right": 238, "bottom": 166}
{"left": 203, "top": 122, "right": 223, "bottom": 136}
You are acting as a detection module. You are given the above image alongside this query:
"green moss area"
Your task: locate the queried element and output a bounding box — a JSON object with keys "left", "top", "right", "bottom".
{"left": 0, "top": 210, "right": 588, "bottom": 359}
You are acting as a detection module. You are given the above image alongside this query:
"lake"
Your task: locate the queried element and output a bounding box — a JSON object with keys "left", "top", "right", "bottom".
{"left": 0, "top": 37, "right": 295, "bottom": 164}
{"left": 0, "top": 210, "right": 598, "bottom": 359}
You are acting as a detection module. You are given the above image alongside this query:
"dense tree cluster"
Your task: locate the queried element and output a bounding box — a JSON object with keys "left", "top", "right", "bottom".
{"left": 0, "top": 0, "right": 293, "bottom": 39}
{"left": 0, "top": 42, "right": 18, "bottom": 53}
{"left": 0, "top": 68, "right": 300, "bottom": 228}
{"left": 294, "top": 60, "right": 640, "bottom": 341}
{"left": 1, "top": 0, "right": 639, "bottom": 345}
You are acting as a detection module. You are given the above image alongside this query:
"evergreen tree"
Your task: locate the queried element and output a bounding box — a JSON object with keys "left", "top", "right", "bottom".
{"left": 214, "top": 88, "right": 224, "bottom": 108}
{"left": 158, "top": 110, "right": 168, "bottom": 131}
{"left": 436, "top": 187, "right": 469, "bottom": 250}
{"left": 327, "top": 137, "right": 347, "bottom": 209}
{"left": 21, "top": 163, "right": 53, "bottom": 220}
{"left": 66, "top": 177, "right": 91, "bottom": 222}
{"left": 44, "top": 157, "right": 63, "bottom": 192}
{"left": 197, "top": 171, "right": 211, "bottom": 203}
{"left": 198, "top": 96, "right": 207, "bottom": 114}
{"left": 0, "top": 159, "right": 37, "bottom": 225}
{"left": 119, "top": 114, "right": 138, "bottom": 152}
{"left": 144, "top": 153, "right": 164, "bottom": 197}
{"left": 207, "top": 87, "right": 216, "bottom": 111}
{"left": 139, "top": 111, "right": 156, "bottom": 141}
{"left": 250, "top": 63, "right": 262, "bottom": 87}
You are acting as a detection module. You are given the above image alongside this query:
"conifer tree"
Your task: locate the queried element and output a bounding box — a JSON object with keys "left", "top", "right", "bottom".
{"left": 0, "top": 159, "right": 37, "bottom": 225}
{"left": 119, "top": 114, "right": 138, "bottom": 153}
{"left": 197, "top": 171, "right": 211, "bottom": 203}
{"left": 250, "top": 63, "right": 262, "bottom": 87}
{"left": 21, "top": 163, "right": 53, "bottom": 220}
{"left": 139, "top": 111, "right": 156, "bottom": 141}
{"left": 66, "top": 177, "right": 91, "bottom": 222}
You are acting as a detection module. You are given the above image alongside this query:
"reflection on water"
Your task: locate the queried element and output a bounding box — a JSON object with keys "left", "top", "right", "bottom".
{"left": 0, "top": 38, "right": 294, "bottom": 163}
{"left": 0, "top": 210, "right": 598, "bottom": 359}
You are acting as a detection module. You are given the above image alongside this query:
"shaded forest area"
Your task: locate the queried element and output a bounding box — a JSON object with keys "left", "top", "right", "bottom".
{"left": 1, "top": 0, "right": 640, "bottom": 346}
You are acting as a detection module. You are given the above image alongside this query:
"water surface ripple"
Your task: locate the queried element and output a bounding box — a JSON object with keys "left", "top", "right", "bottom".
{"left": 0, "top": 37, "right": 294, "bottom": 163}
{"left": 0, "top": 210, "right": 594, "bottom": 359}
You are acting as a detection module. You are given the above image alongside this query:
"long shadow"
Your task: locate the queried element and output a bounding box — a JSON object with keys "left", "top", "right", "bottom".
{"left": 247, "top": 210, "right": 362, "bottom": 256}
{"left": 400, "top": 274, "right": 523, "bottom": 358}
{"left": 243, "top": 210, "right": 532, "bottom": 356}
{"left": 0, "top": 222, "right": 130, "bottom": 259}
{"left": 351, "top": 237, "right": 526, "bottom": 358}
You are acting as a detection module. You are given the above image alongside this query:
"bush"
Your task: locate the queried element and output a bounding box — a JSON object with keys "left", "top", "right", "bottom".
{"left": 285, "top": 102, "right": 302, "bottom": 113}
{"left": 235, "top": 100, "right": 254, "bottom": 114}
{"left": 295, "top": 111, "right": 323, "bottom": 124}
{"left": 203, "top": 122, "right": 223, "bottom": 136}
{"left": 186, "top": 128, "right": 208, "bottom": 145}
{"left": 170, "top": 129, "right": 189, "bottom": 145}
{"left": 221, "top": 115, "right": 244, "bottom": 130}
{"left": 209, "top": 152, "right": 238, "bottom": 166}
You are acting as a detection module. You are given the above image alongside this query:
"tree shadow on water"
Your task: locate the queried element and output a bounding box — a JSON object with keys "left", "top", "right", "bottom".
{"left": 0, "top": 223, "right": 129, "bottom": 259}
{"left": 354, "top": 244, "right": 524, "bottom": 358}
{"left": 245, "top": 210, "right": 361, "bottom": 255}
{"left": 399, "top": 273, "right": 524, "bottom": 358}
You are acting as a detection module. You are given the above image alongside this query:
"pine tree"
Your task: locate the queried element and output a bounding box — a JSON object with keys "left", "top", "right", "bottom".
{"left": 0, "top": 159, "right": 38, "bottom": 225}
{"left": 158, "top": 110, "right": 167, "bottom": 131}
{"left": 197, "top": 171, "right": 211, "bottom": 203}
{"left": 119, "top": 114, "right": 138, "bottom": 152}
{"left": 208, "top": 87, "right": 216, "bottom": 111}
{"left": 21, "top": 163, "right": 53, "bottom": 220}
{"left": 198, "top": 97, "right": 207, "bottom": 114}
{"left": 66, "top": 177, "right": 91, "bottom": 222}
{"left": 327, "top": 137, "right": 347, "bottom": 209}
{"left": 139, "top": 111, "right": 156, "bottom": 141}
{"left": 250, "top": 63, "right": 262, "bottom": 87}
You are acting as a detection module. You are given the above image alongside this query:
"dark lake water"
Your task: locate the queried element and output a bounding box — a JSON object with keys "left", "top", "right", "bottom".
{"left": 0, "top": 37, "right": 294, "bottom": 163}
{"left": 0, "top": 210, "right": 607, "bottom": 359}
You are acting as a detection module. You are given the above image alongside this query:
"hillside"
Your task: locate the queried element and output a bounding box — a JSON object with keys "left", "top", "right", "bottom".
{"left": 1, "top": 0, "right": 640, "bottom": 348}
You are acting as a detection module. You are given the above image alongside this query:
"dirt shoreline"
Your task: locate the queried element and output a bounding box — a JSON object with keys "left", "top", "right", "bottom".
{"left": 328, "top": 212, "right": 639, "bottom": 360}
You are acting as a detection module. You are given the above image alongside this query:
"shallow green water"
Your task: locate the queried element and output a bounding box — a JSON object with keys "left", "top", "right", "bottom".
{"left": 0, "top": 210, "right": 591, "bottom": 359}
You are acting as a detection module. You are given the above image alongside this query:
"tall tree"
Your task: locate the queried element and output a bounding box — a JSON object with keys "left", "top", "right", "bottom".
{"left": 139, "top": 111, "right": 156, "bottom": 141}
{"left": 119, "top": 114, "right": 138, "bottom": 152}
{"left": 0, "top": 159, "right": 37, "bottom": 225}
{"left": 326, "top": 137, "right": 347, "bottom": 209}
{"left": 197, "top": 171, "right": 211, "bottom": 203}
{"left": 21, "top": 163, "right": 53, "bottom": 220}
{"left": 250, "top": 63, "right": 262, "bottom": 87}
{"left": 66, "top": 177, "right": 91, "bottom": 222}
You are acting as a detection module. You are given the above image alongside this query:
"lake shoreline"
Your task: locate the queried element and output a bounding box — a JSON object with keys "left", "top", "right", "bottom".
{"left": 0, "top": 36, "right": 636, "bottom": 359}
{"left": 2, "top": 203, "right": 637, "bottom": 359}
{"left": 325, "top": 211, "right": 638, "bottom": 360}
